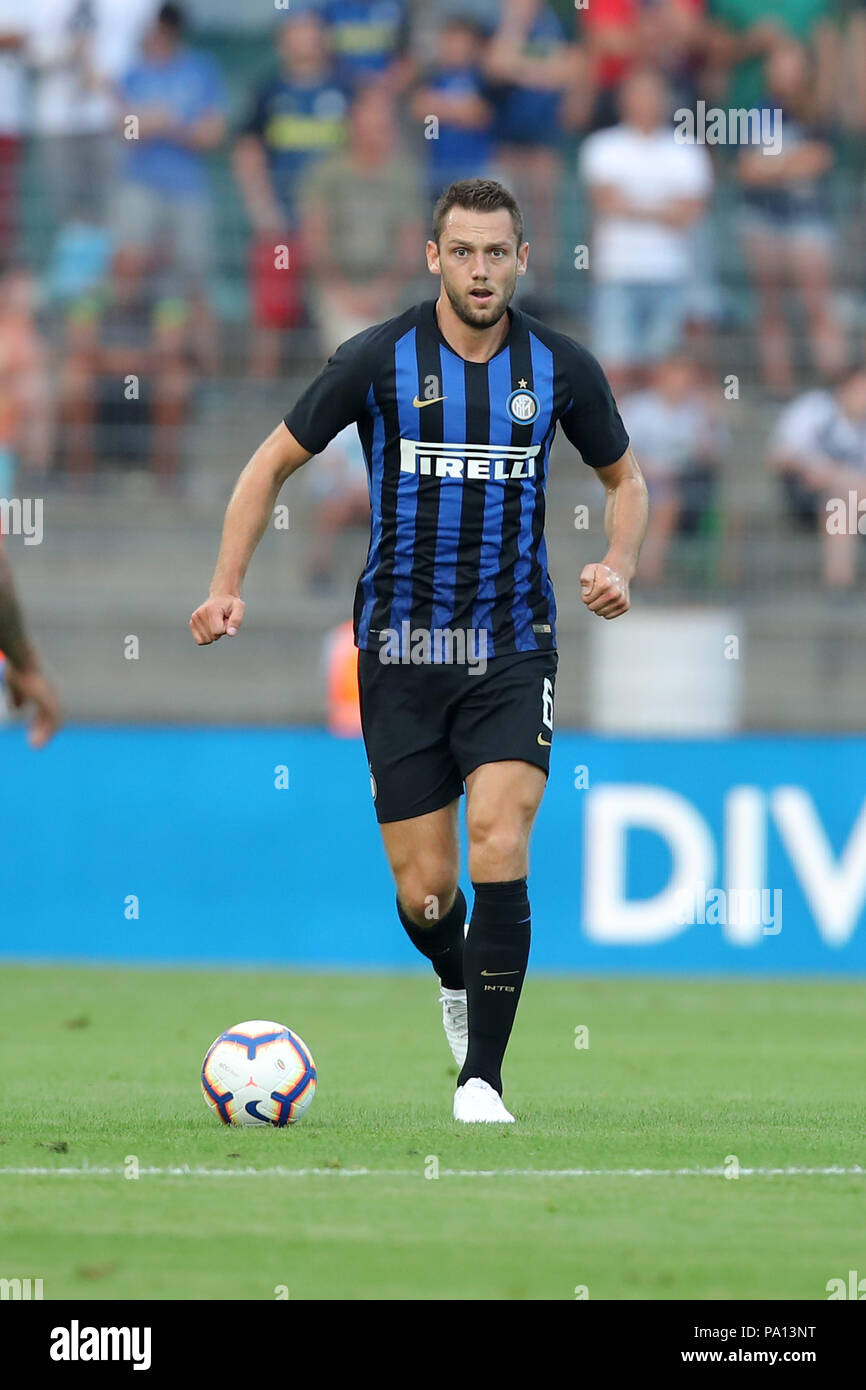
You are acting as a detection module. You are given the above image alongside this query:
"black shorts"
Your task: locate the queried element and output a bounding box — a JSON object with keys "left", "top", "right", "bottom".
{"left": 357, "top": 647, "right": 558, "bottom": 824}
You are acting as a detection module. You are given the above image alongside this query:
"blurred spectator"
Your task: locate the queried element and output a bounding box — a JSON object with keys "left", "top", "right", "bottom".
{"left": 580, "top": 0, "right": 709, "bottom": 129}
{"left": 113, "top": 3, "right": 226, "bottom": 368}
{"left": 622, "top": 353, "right": 726, "bottom": 584}
{"left": 60, "top": 246, "right": 193, "bottom": 485}
{"left": 0, "top": 4, "right": 28, "bottom": 271}
{"left": 577, "top": 0, "right": 638, "bottom": 129}
{"left": 235, "top": 10, "right": 350, "bottom": 378}
{"left": 579, "top": 68, "right": 712, "bottom": 393}
{"left": 0, "top": 268, "right": 53, "bottom": 483}
{"left": 305, "top": 423, "right": 370, "bottom": 592}
{"left": 299, "top": 83, "right": 424, "bottom": 356}
{"left": 319, "top": 0, "right": 414, "bottom": 95}
{"left": 848, "top": 1, "right": 866, "bottom": 131}
{"left": 736, "top": 40, "right": 844, "bottom": 397}
{"left": 635, "top": 1, "right": 713, "bottom": 110}
{"left": 411, "top": 13, "right": 495, "bottom": 204}
{"left": 768, "top": 366, "right": 866, "bottom": 589}
{"left": 706, "top": 0, "right": 833, "bottom": 114}
{"left": 484, "top": 0, "right": 583, "bottom": 313}
{"left": 26, "top": 0, "right": 157, "bottom": 298}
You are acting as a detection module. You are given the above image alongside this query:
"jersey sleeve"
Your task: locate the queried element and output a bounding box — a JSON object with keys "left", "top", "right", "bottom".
{"left": 558, "top": 341, "right": 630, "bottom": 468}
{"left": 283, "top": 333, "right": 374, "bottom": 456}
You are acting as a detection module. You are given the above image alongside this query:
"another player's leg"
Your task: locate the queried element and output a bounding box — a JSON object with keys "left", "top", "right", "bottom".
{"left": 454, "top": 759, "right": 547, "bottom": 1123}
{"left": 379, "top": 802, "right": 469, "bottom": 1065}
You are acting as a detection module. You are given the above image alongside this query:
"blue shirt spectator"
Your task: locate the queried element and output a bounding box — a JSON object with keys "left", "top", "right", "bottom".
{"left": 241, "top": 78, "right": 349, "bottom": 225}
{"left": 491, "top": 4, "right": 566, "bottom": 146}
{"left": 412, "top": 16, "right": 494, "bottom": 199}
{"left": 319, "top": 0, "right": 410, "bottom": 91}
{"left": 427, "top": 69, "right": 494, "bottom": 186}
{"left": 120, "top": 18, "right": 227, "bottom": 198}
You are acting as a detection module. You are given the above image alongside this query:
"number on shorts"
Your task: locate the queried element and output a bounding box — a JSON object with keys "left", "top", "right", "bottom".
{"left": 541, "top": 676, "right": 554, "bottom": 731}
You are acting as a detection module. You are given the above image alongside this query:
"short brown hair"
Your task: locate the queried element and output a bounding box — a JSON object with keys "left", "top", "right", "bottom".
{"left": 432, "top": 178, "right": 524, "bottom": 249}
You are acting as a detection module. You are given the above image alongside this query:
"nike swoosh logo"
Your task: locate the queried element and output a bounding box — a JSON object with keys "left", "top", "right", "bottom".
{"left": 481, "top": 969, "right": 520, "bottom": 977}
{"left": 412, "top": 395, "right": 447, "bottom": 408}
{"left": 537, "top": 733, "right": 551, "bottom": 746}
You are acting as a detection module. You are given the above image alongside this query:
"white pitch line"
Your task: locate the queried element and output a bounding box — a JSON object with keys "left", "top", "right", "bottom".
{"left": 0, "top": 1164, "right": 863, "bottom": 1179}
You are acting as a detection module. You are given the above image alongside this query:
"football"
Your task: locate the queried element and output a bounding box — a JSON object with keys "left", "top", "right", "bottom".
{"left": 201, "top": 1019, "right": 317, "bottom": 1127}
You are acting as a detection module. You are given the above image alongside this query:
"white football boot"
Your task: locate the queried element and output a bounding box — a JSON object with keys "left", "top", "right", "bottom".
{"left": 453, "top": 1076, "right": 515, "bottom": 1123}
{"left": 439, "top": 986, "right": 468, "bottom": 1068}
{"left": 439, "top": 918, "right": 470, "bottom": 1067}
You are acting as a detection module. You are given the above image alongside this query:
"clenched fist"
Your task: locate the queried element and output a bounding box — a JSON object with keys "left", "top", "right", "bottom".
{"left": 189, "top": 593, "right": 246, "bottom": 645}
{"left": 579, "top": 563, "right": 630, "bottom": 620}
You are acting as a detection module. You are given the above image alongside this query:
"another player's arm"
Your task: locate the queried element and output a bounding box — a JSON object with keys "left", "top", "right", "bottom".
{"left": 580, "top": 445, "right": 648, "bottom": 620}
{"left": 189, "top": 423, "right": 312, "bottom": 645}
{"left": 0, "top": 542, "right": 61, "bottom": 747}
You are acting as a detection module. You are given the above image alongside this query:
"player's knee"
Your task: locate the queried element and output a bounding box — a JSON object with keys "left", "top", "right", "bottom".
{"left": 467, "top": 818, "right": 527, "bottom": 877}
{"left": 395, "top": 868, "right": 459, "bottom": 927}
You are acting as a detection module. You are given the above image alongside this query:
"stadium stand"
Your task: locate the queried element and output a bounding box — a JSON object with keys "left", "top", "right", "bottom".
{"left": 3, "top": 0, "right": 866, "bottom": 727}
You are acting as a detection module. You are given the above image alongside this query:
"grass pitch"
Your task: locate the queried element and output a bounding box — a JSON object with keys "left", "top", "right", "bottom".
{"left": 0, "top": 964, "right": 862, "bottom": 1301}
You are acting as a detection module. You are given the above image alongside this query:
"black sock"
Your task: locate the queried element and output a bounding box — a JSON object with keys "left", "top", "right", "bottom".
{"left": 397, "top": 886, "right": 466, "bottom": 990}
{"left": 457, "top": 879, "right": 530, "bottom": 1095}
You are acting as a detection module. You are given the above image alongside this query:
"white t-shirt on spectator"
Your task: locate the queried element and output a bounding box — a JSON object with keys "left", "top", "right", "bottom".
{"left": 0, "top": 0, "right": 29, "bottom": 135}
{"left": 622, "top": 389, "right": 724, "bottom": 479}
{"left": 580, "top": 123, "right": 713, "bottom": 284}
{"left": 770, "top": 390, "right": 866, "bottom": 471}
{"left": 26, "top": 0, "right": 157, "bottom": 136}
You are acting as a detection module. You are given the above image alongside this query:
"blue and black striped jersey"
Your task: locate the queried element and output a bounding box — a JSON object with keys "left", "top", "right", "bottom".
{"left": 284, "top": 299, "right": 629, "bottom": 659}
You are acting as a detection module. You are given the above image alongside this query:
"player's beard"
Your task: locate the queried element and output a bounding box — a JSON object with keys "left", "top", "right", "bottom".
{"left": 441, "top": 265, "right": 517, "bottom": 331}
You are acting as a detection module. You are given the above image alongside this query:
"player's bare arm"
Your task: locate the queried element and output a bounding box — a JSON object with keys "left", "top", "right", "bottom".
{"left": 0, "top": 541, "right": 61, "bottom": 748}
{"left": 580, "top": 445, "right": 648, "bottom": 620}
{"left": 189, "top": 422, "right": 312, "bottom": 645}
